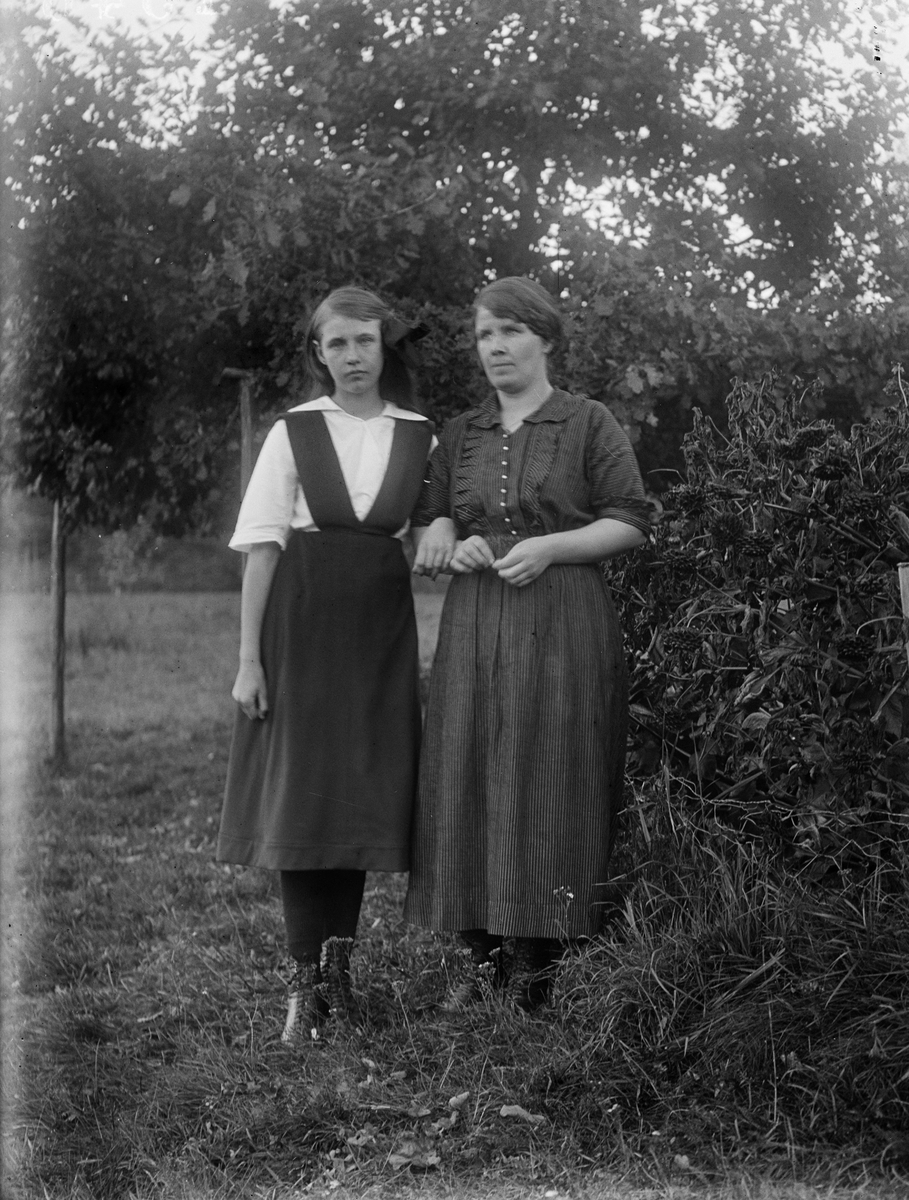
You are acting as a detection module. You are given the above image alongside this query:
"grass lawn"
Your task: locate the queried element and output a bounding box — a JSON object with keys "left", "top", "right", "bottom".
{"left": 1, "top": 592, "right": 906, "bottom": 1199}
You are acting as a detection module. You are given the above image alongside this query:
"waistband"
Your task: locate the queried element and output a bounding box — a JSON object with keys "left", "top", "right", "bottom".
{"left": 287, "top": 526, "right": 398, "bottom": 542}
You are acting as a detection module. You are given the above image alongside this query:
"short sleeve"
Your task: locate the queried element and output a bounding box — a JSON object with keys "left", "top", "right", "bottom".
{"left": 586, "top": 405, "right": 653, "bottom": 535}
{"left": 228, "top": 420, "right": 298, "bottom": 553}
{"left": 410, "top": 432, "right": 452, "bottom": 526}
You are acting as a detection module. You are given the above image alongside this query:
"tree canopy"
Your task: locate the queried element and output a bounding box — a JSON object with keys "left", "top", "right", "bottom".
{"left": 1, "top": 9, "right": 228, "bottom": 533}
{"left": 2, "top": 0, "right": 908, "bottom": 529}
{"left": 196, "top": 0, "right": 909, "bottom": 299}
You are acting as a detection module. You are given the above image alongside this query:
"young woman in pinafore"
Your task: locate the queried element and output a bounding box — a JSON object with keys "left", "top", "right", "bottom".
{"left": 217, "top": 287, "right": 432, "bottom": 1041}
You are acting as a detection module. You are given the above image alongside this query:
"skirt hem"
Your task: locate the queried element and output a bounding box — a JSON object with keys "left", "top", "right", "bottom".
{"left": 402, "top": 902, "right": 605, "bottom": 941}
{"left": 217, "top": 836, "right": 410, "bottom": 873}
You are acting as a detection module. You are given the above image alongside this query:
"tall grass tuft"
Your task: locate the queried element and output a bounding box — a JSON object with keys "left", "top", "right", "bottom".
{"left": 553, "top": 788, "right": 909, "bottom": 1174}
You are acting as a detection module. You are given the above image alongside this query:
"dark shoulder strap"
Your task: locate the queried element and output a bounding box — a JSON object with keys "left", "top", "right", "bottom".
{"left": 362, "top": 419, "right": 434, "bottom": 533}
{"left": 281, "top": 412, "right": 359, "bottom": 529}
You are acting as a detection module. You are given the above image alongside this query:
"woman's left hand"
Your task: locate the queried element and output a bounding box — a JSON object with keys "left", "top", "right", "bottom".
{"left": 493, "top": 537, "right": 554, "bottom": 587}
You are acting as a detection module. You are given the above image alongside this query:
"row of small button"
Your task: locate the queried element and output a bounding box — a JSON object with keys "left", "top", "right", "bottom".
{"left": 501, "top": 432, "right": 517, "bottom": 534}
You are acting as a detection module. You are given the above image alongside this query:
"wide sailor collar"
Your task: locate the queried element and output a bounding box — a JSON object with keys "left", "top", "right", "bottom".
{"left": 288, "top": 396, "right": 429, "bottom": 422}
{"left": 466, "top": 388, "right": 577, "bottom": 429}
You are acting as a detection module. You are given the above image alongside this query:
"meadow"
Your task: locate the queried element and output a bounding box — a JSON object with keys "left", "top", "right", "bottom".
{"left": 2, "top": 589, "right": 907, "bottom": 1200}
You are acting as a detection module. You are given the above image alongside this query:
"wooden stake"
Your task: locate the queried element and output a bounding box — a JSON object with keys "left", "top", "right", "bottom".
{"left": 221, "top": 368, "right": 256, "bottom": 578}
{"left": 49, "top": 499, "right": 66, "bottom": 769}
{"left": 220, "top": 368, "right": 256, "bottom": 497}
{"left": 239, "top": 375, "right": 254, "bottom": 498}
{"left": 899, "top": 562, "right": 909, "bottom": 674}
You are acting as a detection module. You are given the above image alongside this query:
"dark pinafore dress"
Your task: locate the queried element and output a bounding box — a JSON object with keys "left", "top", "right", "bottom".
{"left": 217, "top": 410, "right": 432, "bottom": 872}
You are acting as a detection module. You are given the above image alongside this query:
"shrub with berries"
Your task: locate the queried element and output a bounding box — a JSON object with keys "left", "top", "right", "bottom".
{"left": 610, "top": 370, "right": 909, "bottom": 878}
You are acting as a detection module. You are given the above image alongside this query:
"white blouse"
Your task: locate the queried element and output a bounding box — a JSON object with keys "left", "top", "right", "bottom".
{"left": 229, "top": 397, "right": 433, "bottom": 553}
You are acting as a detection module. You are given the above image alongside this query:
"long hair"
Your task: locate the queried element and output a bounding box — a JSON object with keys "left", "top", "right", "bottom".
{"left": 302, "top": 286, "right": 418, "bottom": 411}
{"left": 473, "top": 276, "right": 563, "bottom": 349}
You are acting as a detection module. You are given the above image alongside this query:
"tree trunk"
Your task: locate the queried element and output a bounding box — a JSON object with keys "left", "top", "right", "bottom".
{"left": 221, "top": 367, "right": 256, "bottom": 579}
{"left": 900, "top": 561, "right": 909, "bottom": 674}
{"left": 49, "top": 500, "right": 66, "bottom": 770}
{"left": 240, "top": 374, "right": 254, "bottom": 498}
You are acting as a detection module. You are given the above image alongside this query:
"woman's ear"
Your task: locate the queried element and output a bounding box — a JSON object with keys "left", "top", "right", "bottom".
{"left": 314, "top": 340, "right": 326, "bottom": 365}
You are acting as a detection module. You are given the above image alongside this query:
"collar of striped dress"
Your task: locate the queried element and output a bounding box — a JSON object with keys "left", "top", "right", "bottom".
{"left": 468, "top": 388, "right": 576, "bottom": 429}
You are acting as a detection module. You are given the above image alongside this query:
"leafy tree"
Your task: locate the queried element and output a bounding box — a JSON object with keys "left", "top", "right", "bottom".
{"left": 196, "top": 0, "right": 908, "bottom": 299}
{"left": 559, "top": 235, "right": 909, "bottom": 479}
{"left": 149, "top": 0, "right": 908, "bottom": 487}
{"left": 1, "top": 9, "right": 228, "bottom": 528}
{"left": 0, "top": 8, "right": 229, "bottom": 762}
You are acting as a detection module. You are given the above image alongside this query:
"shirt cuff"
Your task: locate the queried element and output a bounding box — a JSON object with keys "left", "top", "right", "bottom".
{"left": 228, "top": 528, "right": 289, "bottom": 554}
{"left": 594, "top": 503, "right": 654, "bottom": 536}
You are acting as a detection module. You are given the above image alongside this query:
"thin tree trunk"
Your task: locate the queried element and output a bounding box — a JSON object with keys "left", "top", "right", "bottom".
{"left": 899, "top": 561, "right": 909, "bottom": 674}
{"left": 240, "top": 374, "right": 254, "bottom": 498}
{"left": 221, "top": 367, "right": 256, "bottom": 579}
{"left": 50, "top": 499, "right": 66, "bottom": 769}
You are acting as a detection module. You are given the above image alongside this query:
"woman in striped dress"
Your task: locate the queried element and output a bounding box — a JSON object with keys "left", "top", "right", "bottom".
{"left": 405, "top": 277, "right": 651, "bottom": 1011}
{"left": 218, "top": 287, "right": 433, "bottom": 1041}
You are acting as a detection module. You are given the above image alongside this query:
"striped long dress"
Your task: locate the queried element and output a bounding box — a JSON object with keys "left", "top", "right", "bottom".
{"left": 403, "top": 390, "right": 652, "bottom": 940}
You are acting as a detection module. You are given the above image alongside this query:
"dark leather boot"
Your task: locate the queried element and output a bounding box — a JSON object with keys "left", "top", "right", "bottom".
{"left": 281, "top": 956, "right": 329, "bottom": 1043}
{"left": 440, "top": 929, "right": 505, "bottom": 1012}
{"left": 320, "top": 937, "right": 364, "bottom": 1027}
{"left": 508, "top": 938, "right": 561, "bottom": 1013}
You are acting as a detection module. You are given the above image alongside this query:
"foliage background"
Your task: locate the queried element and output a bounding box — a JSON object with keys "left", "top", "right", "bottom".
{"left": 609, "top": 371, "right": 909, "bottom": 872}
{"left": 3, "top": 0, "right": 909, "bottom": 533}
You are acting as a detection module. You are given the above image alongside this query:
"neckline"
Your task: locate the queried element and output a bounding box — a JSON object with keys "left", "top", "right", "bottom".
{"left": 292, "top": 397, "right": 428, "bottom": 422}
{"left": 469, "top": 388, "right": 573, "bottom": 430}
{"left": 330, "top": 399, "right": 387, "bottom": 423}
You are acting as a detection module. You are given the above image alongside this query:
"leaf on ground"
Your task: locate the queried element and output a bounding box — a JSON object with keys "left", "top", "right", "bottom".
{"left": 346, "top": 1126, "right": 376, "bottom": 1148}
{"left": 499, "top": 1104, "right": 546, "bottom": 1126}
{"left": 448, "top": 1090, "right": 469, "bottom": 1109}
{"left": 431, "top": 1111, "right": 458, "bottom": 1133}
{"left": 387, "top": 1137, "right": 440, "bottom": 1170}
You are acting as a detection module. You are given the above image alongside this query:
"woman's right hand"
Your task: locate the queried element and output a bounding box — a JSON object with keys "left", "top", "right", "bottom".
{"left": 449, "top": 535, "right": 495, "bottom": 574}
{"left": 233, "top": 660, "right": 269, "bottom": 720}
{"left": 413, "top": 517, "right": 457, "bottom": 578}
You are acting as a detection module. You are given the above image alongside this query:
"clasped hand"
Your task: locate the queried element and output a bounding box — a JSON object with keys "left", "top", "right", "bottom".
{"left": 414, "top": 519, "right": 553, "bottom": 586}
{"left": 451, "top": 535, "right": 553, "bottom": 587}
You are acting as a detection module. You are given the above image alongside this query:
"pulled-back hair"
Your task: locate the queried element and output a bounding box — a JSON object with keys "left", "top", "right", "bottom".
{"left": 302, "top": 286, "right": 418, "bottom": 411}
{"left": 473, "top": 276, "right": 563, "bottom": 349}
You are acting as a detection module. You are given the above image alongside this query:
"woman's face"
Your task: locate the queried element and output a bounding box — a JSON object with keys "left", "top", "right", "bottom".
{"left": 315, "top": 315, "right": 384, "bottom": 397}
{"left": 474, "top": 306, "right": 551, "bottom": 396}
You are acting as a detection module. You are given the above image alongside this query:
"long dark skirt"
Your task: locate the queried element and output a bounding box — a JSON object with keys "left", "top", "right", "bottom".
{"left": 404, "top": 562, "right": 628, "bottom": 939}
{"left": 217, "top": 530, "right": 420, "bottom": 871}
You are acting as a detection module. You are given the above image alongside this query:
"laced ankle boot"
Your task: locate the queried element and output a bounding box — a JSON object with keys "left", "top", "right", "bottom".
{"left": 320, "top": 937, "right": 364, "bottom": 1027}
{"left": 508, "top": 938, "right": 560, "bottom": 1013}
{"left": 281, "top": 956, "right": 328, "bottom": 1043}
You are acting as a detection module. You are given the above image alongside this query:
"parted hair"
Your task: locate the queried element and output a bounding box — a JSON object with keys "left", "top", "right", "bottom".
{"left": 302, "top": 286, "right": 418, "bottom": 411}
{"left": 473, "top": 276, "right": 563, "bottom": 349}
